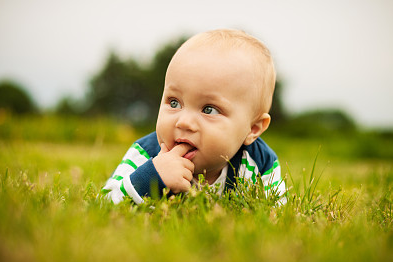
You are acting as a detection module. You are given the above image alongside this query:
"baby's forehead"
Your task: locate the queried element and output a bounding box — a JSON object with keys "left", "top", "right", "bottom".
{"left": 182, "top": 35, "right": 255, "bottom": 58}
{"left": 178, "top": 37, "right": 269, "bottom": 81}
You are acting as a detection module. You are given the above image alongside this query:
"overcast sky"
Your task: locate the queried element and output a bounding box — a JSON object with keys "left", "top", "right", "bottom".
{"left": 1, "top": 0, "right": 392, "bottom": 128}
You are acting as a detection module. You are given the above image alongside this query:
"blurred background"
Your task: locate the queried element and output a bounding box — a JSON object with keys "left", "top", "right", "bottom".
{"left": 2, "top": 3, "right": 393, "bottom": 260}
{"left": 1, "top": 0, "right": 393, "bottom": 138}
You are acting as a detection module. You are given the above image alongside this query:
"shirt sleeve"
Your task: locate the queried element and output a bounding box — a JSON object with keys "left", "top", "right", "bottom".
{"left": 241, "top": 138, "right": 287, "bottom": 204}
{"left": 101, "top": 142, "right": 166, "bottom": 204}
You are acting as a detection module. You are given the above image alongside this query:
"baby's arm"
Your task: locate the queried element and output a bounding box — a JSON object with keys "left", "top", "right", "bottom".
{"left": 101, "top": 142, "right": 157, "bottom": 204}
{"left": 101, "top": 142, "right": 194, "bottom": 204}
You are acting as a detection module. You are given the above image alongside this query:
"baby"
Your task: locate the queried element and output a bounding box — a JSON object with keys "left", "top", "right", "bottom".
{"left": 102, "top": 29, "right": 286, "bottom": 204}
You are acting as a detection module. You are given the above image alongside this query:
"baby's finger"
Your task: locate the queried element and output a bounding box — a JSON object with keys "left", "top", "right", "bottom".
{"left": 171, "top": 178, "right": 191, "bottom": 194}
{"left": 180, "top": 179, "right": 192, "bottom": 191}
{"left": 182, "top": 158, "right": 195, "bottom": 174}
{"left": 171, "top": 143, "right": 193, "bottom": 156}
{"left": 182, "top": 168, "right": 193, "bottom": 182}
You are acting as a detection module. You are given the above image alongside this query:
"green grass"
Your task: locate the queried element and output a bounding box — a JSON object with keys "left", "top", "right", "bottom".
{"left": 1, "top": 114, "right": 393, "bottom": 261}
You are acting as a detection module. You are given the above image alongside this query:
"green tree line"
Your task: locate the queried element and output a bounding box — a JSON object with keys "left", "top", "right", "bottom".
{"left": 0, "top": 35, "right": 359, "bottom": 135}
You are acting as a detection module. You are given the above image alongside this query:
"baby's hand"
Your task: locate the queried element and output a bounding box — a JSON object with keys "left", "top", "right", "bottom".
{"left": 152, "top": 143, "right": 195, "bottom": 194}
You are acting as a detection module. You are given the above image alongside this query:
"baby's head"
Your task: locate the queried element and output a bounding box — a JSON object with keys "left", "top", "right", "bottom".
{"left": 156, "top": 29, "right": 276, "bottom": 179}
{"left": 181, "top": 29, "right": 276, "bottom": 116}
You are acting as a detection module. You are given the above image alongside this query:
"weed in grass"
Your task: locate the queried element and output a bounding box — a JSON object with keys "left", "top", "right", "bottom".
{"left": 369, "top": 186, "right": 393, "bottom": 229}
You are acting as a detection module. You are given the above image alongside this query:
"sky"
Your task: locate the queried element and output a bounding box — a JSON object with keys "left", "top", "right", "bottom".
{"left": 1, "top": 0, "right": 393, "bottom": 128}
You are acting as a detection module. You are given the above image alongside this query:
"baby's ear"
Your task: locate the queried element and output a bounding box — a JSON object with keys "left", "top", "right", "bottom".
{"left": 243, "top": 113, "right": 271, "bottom": 145}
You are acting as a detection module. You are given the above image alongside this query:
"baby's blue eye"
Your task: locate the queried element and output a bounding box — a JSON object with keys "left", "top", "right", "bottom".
{"left": 170, "top": 99, "right": 181, "bottom": 109}
{"left": 202, "top": 106, "right": 219, "bottom": 115}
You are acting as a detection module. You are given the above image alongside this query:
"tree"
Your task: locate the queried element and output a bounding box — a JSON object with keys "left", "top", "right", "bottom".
{"left": 87, "top": 52, "right": 145, "bottom": 116}
{"left": 0, "top": 80, "right": 37, "bottom": 114}
{"left": 85, "top": 38, "right": 186, "bottom": 125}
{"left": 55, "top": 96, "right": 81, "bottom": 115}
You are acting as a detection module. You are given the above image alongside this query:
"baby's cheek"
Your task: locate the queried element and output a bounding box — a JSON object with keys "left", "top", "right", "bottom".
{"left": 155, "top": 119, "right": 166, "bottom": 142}
{"left": 155, "top": 129, "right": 162, "bottom": 144}
{"left": 208, "top": 144, "right": 231, "bottom": 162}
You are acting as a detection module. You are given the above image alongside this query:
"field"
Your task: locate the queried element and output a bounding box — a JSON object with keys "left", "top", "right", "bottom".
{"left": 1, "top": 114, "right": 393, "bottom": 261}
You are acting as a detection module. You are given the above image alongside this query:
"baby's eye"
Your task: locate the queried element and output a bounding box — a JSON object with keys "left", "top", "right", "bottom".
{"left": 202, "top": 106, "right": 219, "bottom": 115}
{"left": 169, "top": 99, "right": 181, "bottom": 109}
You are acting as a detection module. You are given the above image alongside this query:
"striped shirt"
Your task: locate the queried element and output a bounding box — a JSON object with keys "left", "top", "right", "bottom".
{"left": 102, "top": 132, "right": 286, "bottom": 205}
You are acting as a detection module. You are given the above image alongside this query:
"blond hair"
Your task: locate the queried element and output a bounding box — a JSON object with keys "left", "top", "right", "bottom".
{"left": 177, "top": 29, "right": 276, "bottom": 115}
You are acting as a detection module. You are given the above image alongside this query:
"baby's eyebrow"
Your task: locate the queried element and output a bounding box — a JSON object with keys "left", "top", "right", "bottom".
{"left": 164, "top": 84, "right": 182, "bottom": 93}
{"left": 200, "top": 93, "right": 231, "bottom": 107}
{"left": 200, "top": 93, "right": 222, "bottom": 101}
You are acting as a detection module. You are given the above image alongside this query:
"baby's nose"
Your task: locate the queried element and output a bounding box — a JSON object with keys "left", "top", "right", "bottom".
{"left": 175, "top": 111, "right": 198, "bottom": 132}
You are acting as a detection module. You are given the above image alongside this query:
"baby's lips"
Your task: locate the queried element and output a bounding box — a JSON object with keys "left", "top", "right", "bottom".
{"left": 175, "top": 138, "right": 197, "bottom": 149}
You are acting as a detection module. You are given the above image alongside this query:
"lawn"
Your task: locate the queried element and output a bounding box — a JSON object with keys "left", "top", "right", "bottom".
{"left": 0, "top": 114, "right": 392, "bottom": 261}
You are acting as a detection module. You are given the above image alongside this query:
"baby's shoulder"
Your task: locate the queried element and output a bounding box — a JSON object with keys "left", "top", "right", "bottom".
{"left": 134, "top": 132, "right": 160, "bottom": 158}
{"left": 245, "top": 137, "right": 277, "bottom": 159}
{"left": 242, "top": 137, "right": 278, "bottom": 173}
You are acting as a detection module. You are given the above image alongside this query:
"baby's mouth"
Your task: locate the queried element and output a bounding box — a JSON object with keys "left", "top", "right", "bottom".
{"left": 175, "top": 141, "right": 197, "bottom": 160}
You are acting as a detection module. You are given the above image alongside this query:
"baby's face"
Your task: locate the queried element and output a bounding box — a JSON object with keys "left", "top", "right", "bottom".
{"left": 156, "top": 45, "right": 258, "bottom": 178}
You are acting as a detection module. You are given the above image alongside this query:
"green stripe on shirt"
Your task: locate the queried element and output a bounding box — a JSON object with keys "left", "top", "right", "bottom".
{"left": 262, "top": 160, "right": 280, "bottom": 177}
{"left": 112, "top": 175, "right": 123, "bottom": 181}
{"left": 241, "top": 158, "right": 257, "bottom": 183}
{"left": 101, "top": 188, "right": 111, "bottom": 194}
{"left": 120, "top": 159, "right": 138, "bottom": 170}
{"left": 120, "top": 181, "right": 129, "bottom": 197}
{"left": 118, "top": 143, "right": 150, "bottom": 170}
{"left": 131, "top": 143, "right": 150, "bottom": 159}
{"left": 264, "top": 180, "right": 280, "bottom": 191}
